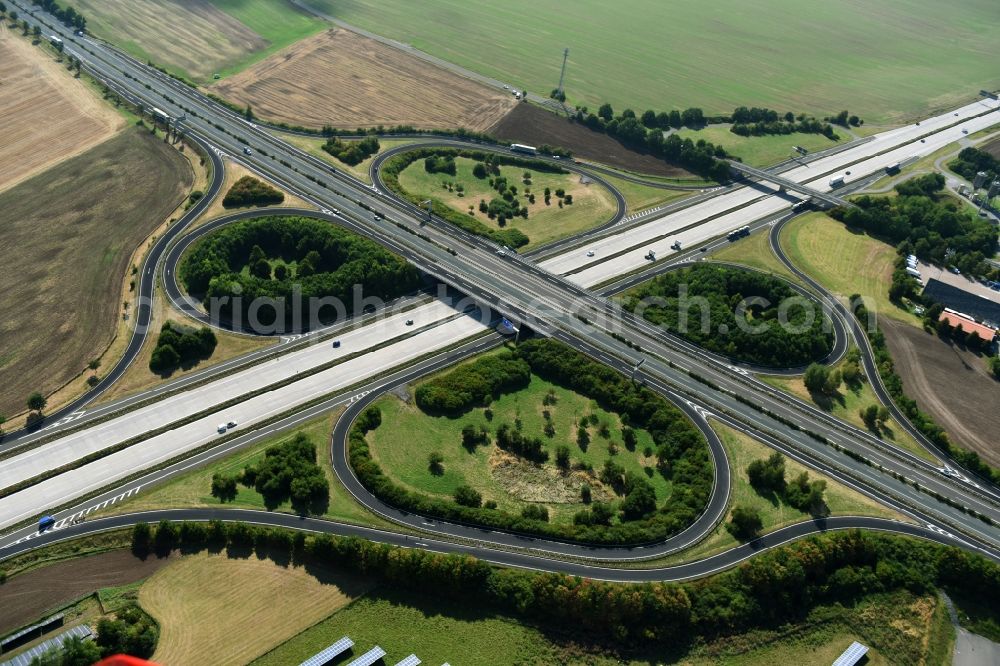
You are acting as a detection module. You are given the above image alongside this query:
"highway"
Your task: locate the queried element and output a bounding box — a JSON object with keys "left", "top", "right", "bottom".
{"left": 6, "top": 1, "right": 1000, "bottom": 574}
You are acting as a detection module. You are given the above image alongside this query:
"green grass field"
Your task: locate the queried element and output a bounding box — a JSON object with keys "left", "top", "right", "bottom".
{"left": 397, "top": 155, "right": 617, "bottom": 248}
{"left": 656, "top": 421, "right": 902, "bottom": 566}
{"left": 710, "top": 228, "right": 799, "bottom": 282}
{"left": 368, "top": 368, "right": 665, "bottom": 524}
{"left": 675, "top": 124, "right": 848, "bottom": 167}
{"left": 600, "top": 173, "right": 693, "bottom": 214}
{"left": 779, "top": 212, "right": 922, "bottom": 326}
{"left": 304, "top": 0, "right": 999, "bottom": 124}
{"left": 104, "top": 412, "right": 395, "bottom": 529}
{"left": 210, "top": 0, "right": 329, "bottom": 78}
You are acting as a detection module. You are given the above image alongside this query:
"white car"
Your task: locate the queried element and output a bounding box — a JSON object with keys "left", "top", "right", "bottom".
{"left": 243, "top": 147, "right": 252, "bottom": 156}
{"left": 217, "top": 424, "right": 227, "bottom": 434}
{"left": 586, "top": 250, "right": 595, "bottom": 257}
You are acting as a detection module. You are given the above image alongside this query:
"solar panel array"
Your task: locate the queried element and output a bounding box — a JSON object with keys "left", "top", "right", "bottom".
{"left": 298, "top": 636, "right": 355, "bottom": 666}
{"left": 394, "top": 655, "right": 421, "bottom": 666}
{"left": 0, "top": 625, "right": 92, "bottom": 666}
{"left": 346, "top": 645, "right": 387, "bottom": 666}
{"left": 831, "top": 641, "right": 869, "bottom": 666}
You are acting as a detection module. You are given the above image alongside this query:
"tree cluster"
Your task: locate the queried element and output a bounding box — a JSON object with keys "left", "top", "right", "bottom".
{"left": 239, "top": 432, "right": 329, "bottom": 514}
{"left": 95, "top": 605, "right": 158, "bottom": 660}
{"left": 133, "top": 519, "right": 1000, "bottom": 647}
{"left": 952, "top": 146, "right": 999, "bottom": 181}
{"left": 831, "top": 174, "right": 997, "bottom": 278}
{"left": 31, "top": 0, "right": 85, "bottom": 30}
{"left": 148, "top": 321, "right": 217, "bottom": 375}
{"left": 222, "top": 175, "right": 285, "bottom": 208}
{"left": 746, "top": 452, "right": 826, "bottom": 515}
{"left": 179, "top": 215, "right": 421, "bottom": 327}
{"left": 802, "top": 362, "right": 842, "bottom": 395}
{"left": 623, "top": 264, "right": 834, "bottom": 367}
{"left": 352, "top": 339, "right": 712, "bottom": 545}
{"left": 415, "top": 354, "right": 531, "bottom": 414}
{"left": 28, "top": 636, "right": 100, "bottom": 666}
{"left": 424, "top": 154, "right": 457, "bottom": 175}
{"left": 495, "top": 422, "right": 549, "bottom": 463}
{"left": 572, "top": 103, "right": 729, "bottom": 181}
{"left": 321, "top": 135, "right": 380, "bottom": 166}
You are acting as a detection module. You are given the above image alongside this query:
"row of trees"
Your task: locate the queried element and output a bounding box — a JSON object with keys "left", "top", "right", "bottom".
{"left": 623, "top": 264, "right": 834, "bottom": 367}
{"left": 130, "top": 519, "right": 1000, "bottom": 645}
{"left": 322, "top": 136, "right": 380, "bottom": 166}
{"left": 32, "top": 0, "right": 85, "bottom": 30}
{"left": 831, "top": 174, "right": 997, "bottom": 279}
{"left": 571, "top": 104, "right": 729, "bottom": 181}
{"left": 210, "top": 433, "right": 329, "bottom": 514}
{"left": 730, "top": 106, "right": 840, "bottom": 139}
{"left": 221, "top": 175, "right": 285, "bottom": 208}
{"left": 148, "top": 322, "right": 217, "bottom": 375}
{"left": 353, "top": 339, "right": 712, "bottom": 545}
{"left": 179, "top": 215, "right": 422, "bottom": 327}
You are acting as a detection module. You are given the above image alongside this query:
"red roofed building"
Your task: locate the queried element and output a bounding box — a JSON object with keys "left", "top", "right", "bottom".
{"left": 940, "top": 310, "right": 998, "bottom": 342}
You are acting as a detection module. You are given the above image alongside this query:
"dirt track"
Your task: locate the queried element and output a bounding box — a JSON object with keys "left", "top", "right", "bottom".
{"left": 211, "top": 29, "right": 515, "bottom": 131}
{"left": 0, "top": 27, "right": 123, "bottom": 194}
{"left": 880, "top": 318, "right": 1000, "bottom": 465}
{"left": 0, "top": 550, "right": 172, "bottom": 635}
{"left": 489, "top": 103, "right": 697, "bottom": 178}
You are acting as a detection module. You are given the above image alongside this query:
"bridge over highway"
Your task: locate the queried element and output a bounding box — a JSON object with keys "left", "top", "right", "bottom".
{"left": 728, "top": 160, "right": 853, "bottom": 208}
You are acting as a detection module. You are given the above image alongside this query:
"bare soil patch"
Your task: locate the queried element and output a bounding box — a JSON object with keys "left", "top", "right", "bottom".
{"left": 489, "top": 103, "right": 698, "bottom": 179}
{"left": 0, "top": 549, "right": 172, "bottom": 636}
{"left": 0, "top": 127, "right": 192, "bottom": 420}
{"left": 489, "top": 448, "right": 614, "bottom": 504}
{"left": 0, "top": 28, "right": 123, "bottom": 194}
{"left": 74, "top": 0, "right": 266, "bottom": 81}
{"left": 210, "top": 28, "right": 515, "bottom": 131}
{"left": 880, "top": 317, "right": 1000, "bottom": 465}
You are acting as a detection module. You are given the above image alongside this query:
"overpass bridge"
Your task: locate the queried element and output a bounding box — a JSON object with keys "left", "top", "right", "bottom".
{"left": 728, "top": 160, "right": 853, "bottom": 208}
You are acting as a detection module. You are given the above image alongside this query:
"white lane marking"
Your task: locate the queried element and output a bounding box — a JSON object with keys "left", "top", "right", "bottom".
{"left": 2, "top": 485, "right": 143, "bottom": 549}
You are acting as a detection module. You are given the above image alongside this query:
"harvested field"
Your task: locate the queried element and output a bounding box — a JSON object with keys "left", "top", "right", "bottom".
{"left": 490, "top": 103, "right": 699, "bottom": 179}
{"left": 140, "top": 552, "right": 371, "bottom": 666}
{"left": 75, "top": 0, "right": 265, "bottom": 81}
{"left": 0, "top": 550, "right": 172, "bottom": 636}
{"left": 211, "top": 28, "right": 515, "bottom": 131}
{"left": 880, "top": 318, "right": 1000, "bottom": 466}
{"left": 983, "top": 136, "right": 1000, "bottom": 159}
{"left": 0, "top": 27, "right": 123, "bottom": 194}
{"left": 0, "top": 127, "right": 192, "bottom": 420}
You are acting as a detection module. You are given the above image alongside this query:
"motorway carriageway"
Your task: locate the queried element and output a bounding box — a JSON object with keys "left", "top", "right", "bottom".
{"left": 0, "top": 98, "right": 996, "bottom": 532}
{"left": 0, "top": 303, "right": 491, "bottom": 530}
{"left": 545, "top": 99, "right": 1000, "bottom": 284}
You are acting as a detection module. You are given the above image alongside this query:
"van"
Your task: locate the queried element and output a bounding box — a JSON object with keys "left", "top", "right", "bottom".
{"left": 217, "top": 424, "right": 227, "bottom": 434}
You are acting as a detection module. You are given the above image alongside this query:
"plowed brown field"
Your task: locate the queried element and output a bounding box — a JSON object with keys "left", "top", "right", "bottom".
{"left": 210, "top": 28, "right": 515, "bottom": 131}
{"left": 0, "top": 27, "right": 123, "bottom": 193}
{"left": 880, "top": 318, "right": 1000, "bottom": 465}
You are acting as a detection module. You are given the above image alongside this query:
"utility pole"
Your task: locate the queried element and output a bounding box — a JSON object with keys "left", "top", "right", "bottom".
{"left": 556, "top": 47, "right": 569, "bottom": 98}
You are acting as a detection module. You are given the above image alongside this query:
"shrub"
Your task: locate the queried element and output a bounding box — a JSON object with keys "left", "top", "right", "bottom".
{"left": 222, "top": 176, "right": 284, "bottom": 208}
{"left": 322, "top": 135, "right": 379, "bottom": 165}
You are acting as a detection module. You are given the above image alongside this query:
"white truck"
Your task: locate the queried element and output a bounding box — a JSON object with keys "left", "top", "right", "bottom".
{"left": 829, "top": 176, "right": 845, "bottom": 188}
